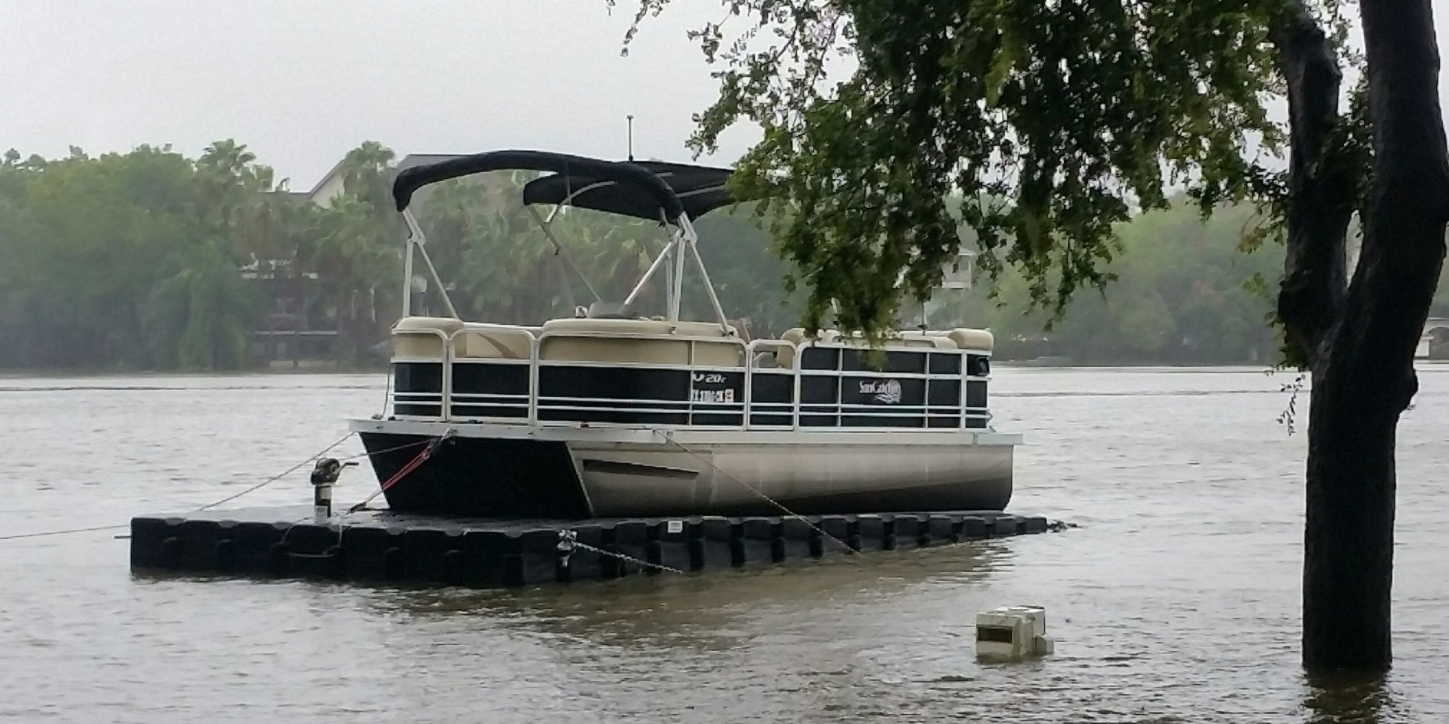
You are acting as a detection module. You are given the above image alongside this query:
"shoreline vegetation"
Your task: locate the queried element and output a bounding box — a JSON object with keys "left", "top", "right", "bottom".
{"left": 3, "top": 142, "right": 1446, "bottom": 373}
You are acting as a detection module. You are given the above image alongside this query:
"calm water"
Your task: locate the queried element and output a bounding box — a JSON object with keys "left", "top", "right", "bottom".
{"left": 1, "top": 366, "right": 1446, "bottom": 723}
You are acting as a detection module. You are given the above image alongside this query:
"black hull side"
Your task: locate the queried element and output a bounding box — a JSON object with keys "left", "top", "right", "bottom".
{"left": 359, "top": 432, "right": 591, "bottom": 519}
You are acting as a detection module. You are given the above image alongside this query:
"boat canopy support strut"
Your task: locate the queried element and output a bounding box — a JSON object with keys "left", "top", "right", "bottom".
{"left": 527, "top": 206, "right": 603, "bottom": 305}
{"left": 402, "top": 209, "right": 461, "bottom": 321}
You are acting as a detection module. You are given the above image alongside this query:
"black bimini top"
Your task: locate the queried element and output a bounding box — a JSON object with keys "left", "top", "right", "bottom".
{"left": 391, "top": 150, "right": 737, "bottom": 223}
{"left": 522, "top": 160, "right": 735, "bottom": 222}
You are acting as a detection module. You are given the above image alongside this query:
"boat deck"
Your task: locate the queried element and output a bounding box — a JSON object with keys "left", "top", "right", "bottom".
{"left": 129, "top": 506, "right": 1057, "bottom": 587}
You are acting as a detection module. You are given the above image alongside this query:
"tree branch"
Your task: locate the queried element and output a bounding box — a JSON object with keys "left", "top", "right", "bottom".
{"left": 1269, "top": 0, "right": 1355, "bottom": 369}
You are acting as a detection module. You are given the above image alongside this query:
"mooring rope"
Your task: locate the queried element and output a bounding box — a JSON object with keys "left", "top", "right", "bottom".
{"left": 1, "top": 432, "right": 357, "bottom": 543}
{"left": 0, "top": 523, "right": 130, "bottom": 541}
{"left": 653, "top": 430, "right": 859, "bottom": 557}
{"left": 345, "top": 428, "right": 456, "bottom": 514}
{"left": 338, "top": 436, "right": 434, "bottom": 463}
{"left": 197, "top": 432, "right": 356, "bottom": 511}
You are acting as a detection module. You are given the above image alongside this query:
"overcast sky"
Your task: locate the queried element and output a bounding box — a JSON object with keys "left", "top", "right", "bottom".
{"left": 0, "top": 0, "right": 756, "bottom": 190}
{"left": 3, "top": 1, "right": 1449, "bottom": 192}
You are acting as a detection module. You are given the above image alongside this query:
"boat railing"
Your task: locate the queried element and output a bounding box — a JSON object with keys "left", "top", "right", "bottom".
{"left": 388, "top": 323, "right": 994, "bottom": 432}
{"left": 388, "top": 325, "right": 452, "bottom": 420}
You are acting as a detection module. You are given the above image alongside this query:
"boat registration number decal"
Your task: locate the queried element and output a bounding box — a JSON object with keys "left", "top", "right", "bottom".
{"left": 691, "top": 388, "right": 736, "bottom": 403}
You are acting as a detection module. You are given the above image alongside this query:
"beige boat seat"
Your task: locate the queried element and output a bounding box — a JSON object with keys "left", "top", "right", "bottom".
{"left": 898, "top": 331, "right": 960, "bottom": 350}
{"left": 878, "top": 335, "right": 948, "bottom": 349}
{"left": 392, "top": 316, "right": 464, "bottom": 358}
{"left": 750, "top": 339, "right": 798, "bottom": 370}
{"left": 772, "top": 327, "right": 961, "bottom": 369}
{"left": 948, "top": 328, "right": 994, "bottom": 352}
{"left": 665, "top": 320, "right": 739, "bottom": 338}
{"left": 781, "top": 327, "right": 814, "bottom": 346}
{"left": 783, "top": 327, "right": 948, "bottom": 347}
{"left": 819, "top": 330, "right": 949, "bottom": 350}
{"left": 539, "top": 318, "right": 744, "bottom": 367}
{"left": 779, "top": 327, "right": 830, "bottom": 368}
{"left": 455, "top": 323, "right": 535, "bottom": 360}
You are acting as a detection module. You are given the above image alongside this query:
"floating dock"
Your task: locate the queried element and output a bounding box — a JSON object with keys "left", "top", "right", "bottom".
{"left": 129, "top": 506, "right": 1056, "bottom": 587}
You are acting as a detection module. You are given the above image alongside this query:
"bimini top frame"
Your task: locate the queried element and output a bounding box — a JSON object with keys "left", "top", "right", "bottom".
{"left": 520, "top": 159, "right": 735, "bottom": 221}
{"left": 392, "top": 149, "right": 738, "bottom": 330}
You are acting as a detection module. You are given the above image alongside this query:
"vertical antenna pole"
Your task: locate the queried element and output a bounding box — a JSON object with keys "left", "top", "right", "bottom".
{"left": 627, "top": 114, "right": 635, "bottom": 161}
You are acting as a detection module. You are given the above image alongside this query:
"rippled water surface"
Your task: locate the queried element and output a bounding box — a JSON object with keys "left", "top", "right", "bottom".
{"left": 2, "top": 366, "right": 1447, "bottom": 723}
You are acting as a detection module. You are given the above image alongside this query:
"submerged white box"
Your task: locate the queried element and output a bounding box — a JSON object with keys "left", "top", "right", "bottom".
{"left": 975, "top": 605, "right": 1054, "bottom": 659}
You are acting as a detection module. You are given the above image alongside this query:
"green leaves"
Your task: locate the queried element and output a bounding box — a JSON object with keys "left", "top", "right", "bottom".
{"left": 965, "top": 201, "right": 1285, "bottom": 362}
{"left": 0, "top": 145, "right": 256, "bottom": 369}
{"left": 982, "top": 13, "right": 1022, "bottom": 107}
{"left": 0, "top": 141, "right": 398, "bottom": 370}
{"left": 634, "top": 0, "right": 1305, "bottom": 338}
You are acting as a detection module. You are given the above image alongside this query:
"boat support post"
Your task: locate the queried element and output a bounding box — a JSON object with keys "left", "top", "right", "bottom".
{"left": 402, "top": 210, "right": 420, "bottom": 318}
{"left": 623, "top": 234, "right": 679, "bottom": 311}
{"left": 668, "top": 226, "right": 687, "bottom": 321}
{"left": 528, "top": 206, "right": 602, "bottom": 304}
{"left": 401, "top": 209, "right": 461, "bottom": 320}
{"left": 677, "top": 214, "right": 730, "bottom": 330}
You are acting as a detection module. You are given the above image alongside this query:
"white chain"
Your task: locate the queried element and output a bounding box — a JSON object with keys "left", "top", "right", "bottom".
{"left": 557, "top": 530, "right": 684, "bottom": 574}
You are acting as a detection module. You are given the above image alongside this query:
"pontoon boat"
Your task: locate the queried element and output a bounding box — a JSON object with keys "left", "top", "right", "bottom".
{"left": 349, "top": 151, "right": 1022, "bottom": 518}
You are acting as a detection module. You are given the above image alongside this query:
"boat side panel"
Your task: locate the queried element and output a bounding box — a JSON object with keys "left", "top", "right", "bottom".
{"left": 359, "top": 432, "right": 591, "bottom": 519}
{"left": 573, "top": 441, "right": 1013, "bottom": 517}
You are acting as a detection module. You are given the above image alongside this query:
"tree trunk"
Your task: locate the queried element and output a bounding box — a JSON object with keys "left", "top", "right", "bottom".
{"left": 1299, "top": 0, "right": 1449, "bottom": 671}
{"left": 1301, "top": 367, "right": 1398, "bottom": 669}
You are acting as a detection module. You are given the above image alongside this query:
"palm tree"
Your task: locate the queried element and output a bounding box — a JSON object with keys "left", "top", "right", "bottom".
{"left": 340, "top": 141, "right": 397, "bottom": 221}
{"left": 309, "top": 194, "right": 401, "bottom": 361}
{"left": 195, "top": 140, "right": 258, "bottom": 227}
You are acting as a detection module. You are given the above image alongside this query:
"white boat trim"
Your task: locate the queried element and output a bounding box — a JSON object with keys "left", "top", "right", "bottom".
{"left": 348, "top": 417, "right": 1024, "bottom": 447}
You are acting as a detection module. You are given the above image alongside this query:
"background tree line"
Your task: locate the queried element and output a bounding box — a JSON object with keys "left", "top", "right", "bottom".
{"left": 0, "top": 140, "right": 1443, "bottom": 371}
{"left": 0, "top": 140, "right": 804, "bottom": 371}
{"left": 0, "top": 140, "right": 400, "bottom": 370}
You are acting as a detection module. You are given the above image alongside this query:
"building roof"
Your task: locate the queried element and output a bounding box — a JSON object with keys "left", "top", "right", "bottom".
{"left": 304, "top": 153, "right": 468, "bottom": 204}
